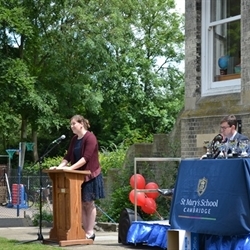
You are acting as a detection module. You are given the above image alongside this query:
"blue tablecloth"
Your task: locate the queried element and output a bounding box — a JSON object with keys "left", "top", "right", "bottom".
{"left": 169, "top": 158, "right": 250, "bottom": 236}
{"left": 127, "top": 220, "right": 170, "bottom": 249}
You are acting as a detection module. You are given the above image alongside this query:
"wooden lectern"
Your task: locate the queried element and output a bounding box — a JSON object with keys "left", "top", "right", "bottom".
{"left": 43, "top": 169, "right": 93, "bottom": 247}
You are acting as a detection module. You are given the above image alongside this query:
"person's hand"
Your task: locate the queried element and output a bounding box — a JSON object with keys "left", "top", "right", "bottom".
{"left": 200, "top": 154, "right": 207, "bottom": 160}
{"left": 56, "top": 166, "right": 63, "bottom": 169}
{"left": 49, "top": 166, "right": 57, "bottom": 170}
{"left": 49, "top": 166, "right": 66, "bottom": 170}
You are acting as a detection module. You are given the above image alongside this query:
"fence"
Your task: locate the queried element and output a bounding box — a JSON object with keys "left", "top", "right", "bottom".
{"left": 133, "top": 157, "right": 181, "bottom": 220}
{"left": 0, "top": 173, "right": 52, "bottom": 219}
{"left": 1, "top": 172, "right": 111, "bottom": 220}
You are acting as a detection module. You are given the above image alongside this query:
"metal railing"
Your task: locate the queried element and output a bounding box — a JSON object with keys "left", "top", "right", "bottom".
{"left": 0, "top": 175, "right": 52, "bottom": 218}
{"left": 133, "top": 157, "right": 182, "bottom": 220}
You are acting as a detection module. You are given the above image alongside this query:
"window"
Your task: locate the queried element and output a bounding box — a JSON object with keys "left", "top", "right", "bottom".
{"left": 201, "top": 0, "right": 241, "bottom": 96}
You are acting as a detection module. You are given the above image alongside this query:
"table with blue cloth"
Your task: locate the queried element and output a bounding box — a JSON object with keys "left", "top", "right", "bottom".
{"left": 170, "top": 158, "right": 250, "bottom": 235}
{"left": 169, "top": 158, "right": 250, "bottom": 249}
{"left": 127, "top": 220, "right": 170, "bottom": 249}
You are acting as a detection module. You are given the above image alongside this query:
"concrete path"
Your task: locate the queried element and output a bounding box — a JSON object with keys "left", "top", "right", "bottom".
{"left": 0, "top": 227, "right": 162, "bottom": 250}
{"left": 0, "top": 206, "right": 163, "bottom": 249}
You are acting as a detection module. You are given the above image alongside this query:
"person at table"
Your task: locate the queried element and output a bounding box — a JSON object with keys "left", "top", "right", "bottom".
{"left": 220, "top": 114, "right": 249, "bottom": 142}
{"left": 50, "top": 114, "right": 105, "bottom": 241}
{"left": 219, "top": 114, "right": 249, "bottom": 157}
{"left": 201, "top": 114, "right": 249, "bottom": 159}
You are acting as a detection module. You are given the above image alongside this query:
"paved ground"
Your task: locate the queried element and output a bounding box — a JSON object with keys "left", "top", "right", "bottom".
{"left": 0, "top": 227, "right": 162, "bottom": 250}
{"left": 0, "top": 205, "right": 164, "bottom": 249}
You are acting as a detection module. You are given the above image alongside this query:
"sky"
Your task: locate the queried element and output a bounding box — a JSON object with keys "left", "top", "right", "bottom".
{"left": 175, "top": 0, "right": 185, "bottom": 13}
{"left": 175, "top": 0, "right": 185, "bottom": 72}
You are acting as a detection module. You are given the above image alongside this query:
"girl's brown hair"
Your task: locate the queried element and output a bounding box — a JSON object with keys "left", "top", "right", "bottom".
{"left": 71, "top": 115, "right": 90, "bottom": 130}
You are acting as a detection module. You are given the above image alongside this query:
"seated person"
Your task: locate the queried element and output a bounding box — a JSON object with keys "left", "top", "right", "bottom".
{"left": 202, "top": 114, "right": 249, "bottom": 159}
{"left": 220, "top": 114, "right": 249, "bottom": 142}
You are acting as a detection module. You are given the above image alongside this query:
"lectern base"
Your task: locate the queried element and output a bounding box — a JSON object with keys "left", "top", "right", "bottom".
{"left": 43, "top": 169, "right": 94, "bottom": 248}
{"left": 59, "top": 238, "right": 93, "bottom": 247}
{"left": 43, "top": 238, "right": 93, "bottom": 247}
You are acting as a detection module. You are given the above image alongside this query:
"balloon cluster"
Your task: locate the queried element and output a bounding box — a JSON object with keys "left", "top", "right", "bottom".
{"left": 129, "top": 174, "right": 159, "bottom": 214}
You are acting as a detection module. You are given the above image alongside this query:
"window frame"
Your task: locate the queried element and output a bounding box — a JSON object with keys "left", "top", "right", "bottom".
{"left": 201, "top": 0, "right": 241, "bottom": 97}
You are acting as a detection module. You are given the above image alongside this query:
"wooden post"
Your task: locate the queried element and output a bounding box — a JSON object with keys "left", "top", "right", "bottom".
{"left": 43, "top": 169, "right": 93, "bottom": 247}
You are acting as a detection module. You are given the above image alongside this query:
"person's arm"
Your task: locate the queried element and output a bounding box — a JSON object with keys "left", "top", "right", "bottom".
{"left": 68, "top": 133, "right": 97, "bottom": 170}
{"left": 50, "top": 136, "right": 76, "bottom": 169}
{"left": 56, "top": 159, "right": 69, "bottom": 169}
{"left": 68, "top": 157, "right": 86, "bottom": 170}
{"left": 81, "top": 133, "right": 97, "bottom": 162}
{"left": 49, "top": 159, "right": 69, "bottom": 169}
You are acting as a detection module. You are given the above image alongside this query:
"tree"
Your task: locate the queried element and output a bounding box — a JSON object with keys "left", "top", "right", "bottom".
{"left": 0, "top": 0, "right": 184, "bottom": 157}
{"left": 90, "top": 0, "right": 185, "bottom": 146}
{"left": 0, "top": 0, "right": 62, "bottom": 160}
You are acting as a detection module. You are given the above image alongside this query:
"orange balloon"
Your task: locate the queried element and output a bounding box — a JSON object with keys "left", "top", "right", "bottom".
{"left": 141, "top": 197, "right": 157, "bottom": 214}
{"left": 145, "top": 182, "right": 159, "bottom": 199}
{"left": 129, "top": 189, "right": 146, "bottom": 207}
{"left": 130, "top": 174, "right": 146, "bottom": 189}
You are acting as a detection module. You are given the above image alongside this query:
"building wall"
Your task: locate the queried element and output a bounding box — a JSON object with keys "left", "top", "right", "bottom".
{"left": 242, "top": 0, "right": 250, "bottom": 103}
{"left": 121, "top": 0, "right": 250, "bottom": 164}
{"left": 181, "top": 0, "right": 250, "bottom": 158}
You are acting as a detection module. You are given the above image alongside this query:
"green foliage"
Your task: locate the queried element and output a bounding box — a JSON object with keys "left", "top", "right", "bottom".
{"left": 32, "top": 210, "right": 53, "bottom": 226}
{"left": 98, "top": 148, "right": 179, "bottom": 223}
{"left": 22, "top": 140, "right": 179, "bottom": 225}
{"left": 104, "top": 185, "right": 134, "bottom": 222}
{"left": 98, "top": 168, "right": 134, "bottom": 223}
{"left": 42, "top": 156, "right": 64, "bottom": 169}
{"left": 99, "top": 143, "right": 127, "bottom": 175}
{"left": 23, "top": 156, "right": 63, "bottom": 174}
{"left": 0, "top": 0, "right": 184, "bottom": 160}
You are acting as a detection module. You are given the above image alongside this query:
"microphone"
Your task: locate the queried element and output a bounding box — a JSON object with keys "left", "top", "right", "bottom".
{"left": 51, "top": 135, "right": 66, "bottom": 144}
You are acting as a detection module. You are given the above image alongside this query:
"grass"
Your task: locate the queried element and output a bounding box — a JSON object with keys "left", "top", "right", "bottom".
{"left": 0, "top": 237, "right": 60, "bottom": 249}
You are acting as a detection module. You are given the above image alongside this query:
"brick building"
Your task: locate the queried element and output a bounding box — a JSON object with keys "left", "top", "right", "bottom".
{"left": 124, "top": 0, "right": 250, "bottom": 162}
{"left": 181, "top": 0, "right": 250, "bottom": 158}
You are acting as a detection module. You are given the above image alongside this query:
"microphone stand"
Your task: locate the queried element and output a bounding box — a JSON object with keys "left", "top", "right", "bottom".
{"left": 21, "top": 140, "right": 63, "bottom": 244}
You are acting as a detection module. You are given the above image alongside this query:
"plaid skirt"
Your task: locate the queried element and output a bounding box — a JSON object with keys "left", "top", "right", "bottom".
{"left": 81, "top": 173, "right": 105, "bottom": 202}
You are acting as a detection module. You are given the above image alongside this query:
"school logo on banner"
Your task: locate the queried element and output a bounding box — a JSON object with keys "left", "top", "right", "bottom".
{"left": 197, "top": 177, "right": 207, "bottom": 196}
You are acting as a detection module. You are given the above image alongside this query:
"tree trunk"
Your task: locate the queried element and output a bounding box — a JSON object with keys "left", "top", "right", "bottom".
{"left": 20, "top": 117, "right": 28, "bottom": 169}
{"left": 32, "top": 130, "right": 39, "bottom": 162}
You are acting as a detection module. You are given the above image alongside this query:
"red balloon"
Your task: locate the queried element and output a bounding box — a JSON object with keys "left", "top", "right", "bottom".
{"left": 129, "top": 189, "right": 146, "bottom": 207}
{"left": 141, "top": 197, "right": 157, "bottom": 214}
{"left": 145, "top": 182, "right": 159, "bottom": 199}
{"left": 130, "top": 174, "right": 146, "bottom": 189}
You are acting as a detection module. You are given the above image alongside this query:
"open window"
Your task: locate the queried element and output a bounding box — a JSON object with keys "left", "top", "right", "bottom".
{"left": 201, "top": 0, "right": 241, "bottom": 96}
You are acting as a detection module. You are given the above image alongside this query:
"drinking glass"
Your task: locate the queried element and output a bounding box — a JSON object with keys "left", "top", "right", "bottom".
{"left": 228, "top": 139, "right": 238, "bottom": 157}
{"left": 238, "top": 140, "right": 249, "bottom": 157}
{"left": 216, "top": 141, "right": 228, "bottom": 159}
{"left": 203, "top": 140, "right": 212, "bottom": 158}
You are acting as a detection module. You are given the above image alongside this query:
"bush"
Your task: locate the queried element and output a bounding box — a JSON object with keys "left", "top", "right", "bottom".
{"left": 32, "top": 209, "right": 53, "bottom": 226}
{"left": 98, "top": 159, "right": 178, "bottom": 223}
{"left": 99, "top": 143, "right": 126, "bottom": 175}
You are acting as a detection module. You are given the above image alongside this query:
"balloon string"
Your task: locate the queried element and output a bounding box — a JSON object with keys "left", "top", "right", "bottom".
{"left": 155, "top": 210, "right": 164, "bottom": 220}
